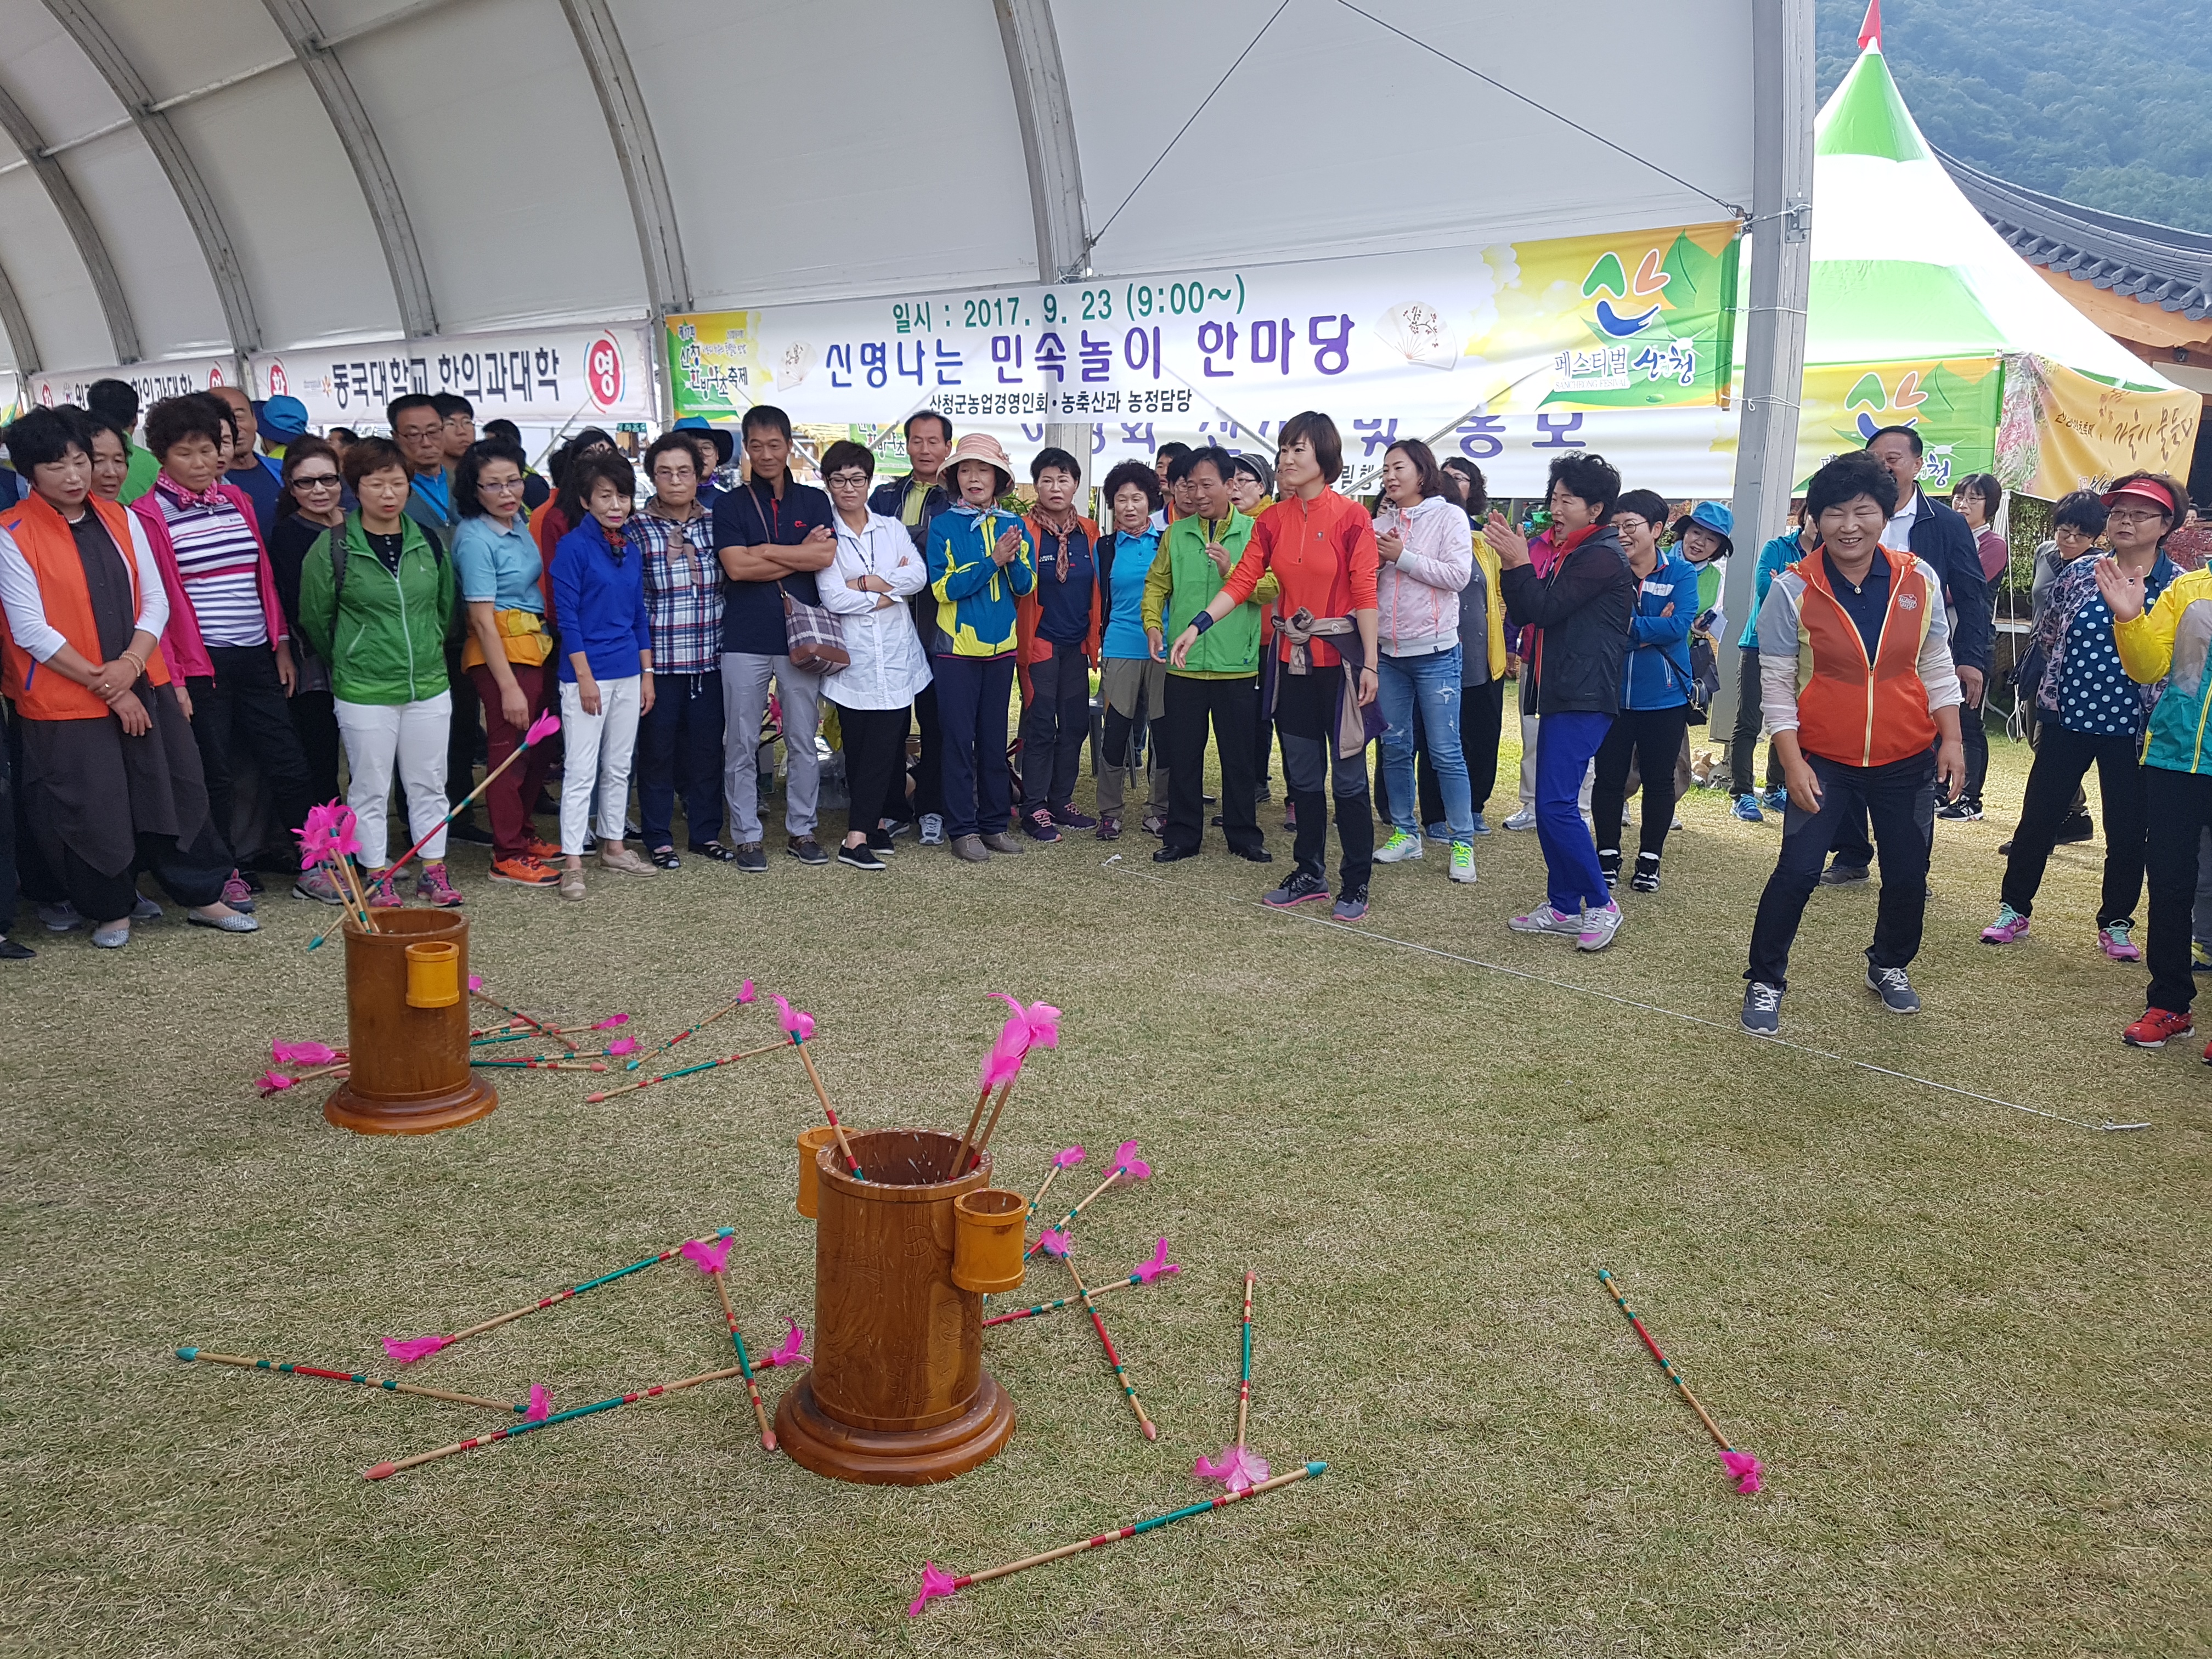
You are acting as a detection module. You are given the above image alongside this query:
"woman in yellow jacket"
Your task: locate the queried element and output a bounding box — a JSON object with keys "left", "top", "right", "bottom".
{"left": 1418, "top": 458, "right": 1505, "bottom": 834}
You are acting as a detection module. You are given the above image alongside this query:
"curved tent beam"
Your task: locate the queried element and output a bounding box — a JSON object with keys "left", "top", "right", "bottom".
{"left": 41, "top": 0, "right": 262, "bottom": 353}
{"left": 258, "top": 0, "right": 439, "bottom": 337}
{"left": 995, "top": 0, "right": 1088, "bottom": 464}
{"left": 0, "top": 257, "right": 40, "bottom": 376}
{"left": 0, "top": 82, "right": 138, "bottom": 365}
{"left": 560, "top": 0, "right": 689, "bottom": 315}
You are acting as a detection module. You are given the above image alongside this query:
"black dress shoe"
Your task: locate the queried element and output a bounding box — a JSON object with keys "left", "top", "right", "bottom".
{"left": 1233, "top": 845, "right": 1275, "bottom": 863}
{"left": 1152, "top": 845, "right": 1200, "bottom": 864}
{"left": 0, "top": 937, "right": 33, "bottom": 960}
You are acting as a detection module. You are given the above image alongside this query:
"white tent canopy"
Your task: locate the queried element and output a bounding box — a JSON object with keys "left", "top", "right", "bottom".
{"left": 0, "top": 0, "right": 1759, "bottom": 377}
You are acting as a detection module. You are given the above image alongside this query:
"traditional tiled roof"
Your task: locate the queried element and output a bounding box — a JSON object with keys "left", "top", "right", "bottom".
{"left": 1940, "top": 148, "right": 2212, "bottom": 322}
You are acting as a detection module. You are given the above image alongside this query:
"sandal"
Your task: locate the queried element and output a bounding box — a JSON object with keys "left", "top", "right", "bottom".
{"left": 649, "top": 845, "right": 682, "bottom": 870}
{"left": 687, "top": 841, "right": 739, "bottom": 863}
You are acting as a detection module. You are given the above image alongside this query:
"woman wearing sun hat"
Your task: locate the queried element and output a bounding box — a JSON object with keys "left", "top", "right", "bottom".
{"left": 924, "top": 432, "right": 1034, "bottom": 862}
{"left": 2087, "top": 472, "right": 2212, "bottom": 1052}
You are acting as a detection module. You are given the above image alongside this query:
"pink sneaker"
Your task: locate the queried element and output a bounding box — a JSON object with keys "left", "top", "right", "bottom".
{"left": 365, "top": 869, "right": 405, "bottom": 909}
{"left": 221, "top": 869, "right": 256, "bottom": 911}
{"left": 416, "top": 861, "right": 464, "bottom": 907}
{"left": 2098, "top": 922, "right": 2141, "bottom": 962}
{"left": 1980, "top": 904, "right": 2030, "bottom": 944}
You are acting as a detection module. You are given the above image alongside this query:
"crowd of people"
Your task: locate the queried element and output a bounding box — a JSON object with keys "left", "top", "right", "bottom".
{"left": 2, "top": 382, "right": 2207, "bottom": 1056}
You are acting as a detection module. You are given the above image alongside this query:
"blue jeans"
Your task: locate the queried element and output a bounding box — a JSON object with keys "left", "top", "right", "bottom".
{"left": 1377, "top": 647, "right": 1472, "bottom": 842}
{"left": 1534, "top": 710, "right": 1613, "bottom": 913}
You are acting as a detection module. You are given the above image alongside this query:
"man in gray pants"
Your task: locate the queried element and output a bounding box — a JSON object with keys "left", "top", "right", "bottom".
{"left": 711, "top": 407, "right": 837, "bottom": 871}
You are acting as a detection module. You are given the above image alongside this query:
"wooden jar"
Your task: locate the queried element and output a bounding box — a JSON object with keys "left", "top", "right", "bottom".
{"left": 775, "top": 1128, "right": 1017, "bottom": 1484}
{"left": 323, "top": 911, "right": 497, "bottom": 1136}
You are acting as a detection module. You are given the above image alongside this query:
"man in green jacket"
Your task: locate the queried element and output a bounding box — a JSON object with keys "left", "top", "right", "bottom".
{"left": 298, "top": 489, "right": 462, "bottom": 905}
{"left": 1143, "top": 446, "right": 1278, "bottom": 864}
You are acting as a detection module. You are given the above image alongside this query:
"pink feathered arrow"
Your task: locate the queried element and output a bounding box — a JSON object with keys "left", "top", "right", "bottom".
{"left": 680, "top": 1235, "right": 733, "bottom": 1274}
{"left": 953, "top": 994, "right": 1063, "bottom": 1177}
{"left": 1194, "top": 1443, "right": 1271, "bottom": 1493}
{"left": 1135, "top": 1238, "right": 1178, "bottom": 1284}
{"left": 908, "top": 1563, "right": 958, "bottom": 1615}
{"left": 1723, "top": 1450, "right": 1764, "bottom": 1495}
{"left": 271, "top": 1039, "right": 342, "bottom": 1068}
{"left": 524, "top": 1384, "right": 551, "bottom": 1421}
{"left": 383, "top": 1334, "right": 450, "bottom": 1364}
{"left": 1036, "top": 1228, "right": 1070, "bottom": 1258}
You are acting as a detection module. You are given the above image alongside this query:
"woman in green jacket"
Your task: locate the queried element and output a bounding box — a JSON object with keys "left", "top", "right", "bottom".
{"left": 299, "top": 437, "right": 462, "bottom": 907}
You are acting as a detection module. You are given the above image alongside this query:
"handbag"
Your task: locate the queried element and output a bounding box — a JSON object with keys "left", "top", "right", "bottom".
{"left": 782, "top": 580, "right": 849, "bottom": 673}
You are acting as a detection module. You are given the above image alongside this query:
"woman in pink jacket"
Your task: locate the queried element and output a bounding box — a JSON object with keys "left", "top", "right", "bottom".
{"left": 128, "top": 393, "right": 313, "bottom": 906}
{"left": 1370, "top": 439, "right": 1477, "bottom": 883}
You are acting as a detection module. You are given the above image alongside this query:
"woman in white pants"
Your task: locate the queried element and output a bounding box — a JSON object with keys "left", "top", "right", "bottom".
{"left": 548, "top": 450, "right": 655, "bottom": 900}
{"left": 297, "top": 437, "right": 462, "bottom": 906}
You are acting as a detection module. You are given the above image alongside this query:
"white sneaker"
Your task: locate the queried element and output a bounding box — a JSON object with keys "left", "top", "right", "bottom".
{"left": 1448, "top": 842, "right": 1478, "bottom": 884}
{"left": 1577, "top": 899, "right": 1624, "bottom": 951}
{"left": 919, "top": 812, "right": 945, "bottom": 847}
{"left": 1502, "top": 806, "right": 1538, "bottom": 831}
{"left": 1375, "top": 829, "right": 1424, "bottom": 863}
{"left": 1509, "top": 901, "right": 1582, "bottom": 935}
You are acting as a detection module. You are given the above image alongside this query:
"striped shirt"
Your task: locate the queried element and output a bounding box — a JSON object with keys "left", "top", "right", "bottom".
{"left": 156, "top": 479, "right": 268, "bottom": 648}
{"left": 630, "top": 504, "right": 722, "bottom": 675}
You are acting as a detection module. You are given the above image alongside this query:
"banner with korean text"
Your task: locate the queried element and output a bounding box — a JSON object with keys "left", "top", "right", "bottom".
{"left": 25, "top": 356, "right": 238, "bottom": 412}
{"left": 665, "top": 223, "right": 1743, "bottom": 496}
{"left": 248, "top": 323, "right": 653, "bottom": 431}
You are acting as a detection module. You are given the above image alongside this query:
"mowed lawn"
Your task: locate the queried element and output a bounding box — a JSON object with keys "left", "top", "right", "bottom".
{"left": 1, "top": 724, "right": 2204, "bottom": 1658}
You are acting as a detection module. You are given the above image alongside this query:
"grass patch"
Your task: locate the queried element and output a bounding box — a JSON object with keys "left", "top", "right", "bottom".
{"left": 2, "top": 729, "right": 2205, "bottom": 1656}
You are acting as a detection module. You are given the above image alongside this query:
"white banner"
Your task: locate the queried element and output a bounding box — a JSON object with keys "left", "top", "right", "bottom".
{"left": 667, "top": 223, "right": 1746, "bottom": 495}
{"left": 249, "top": 323, "right": 653, "bottom": 430}
{"left": 25, "top": 356, "right": 239, "bottom": 410}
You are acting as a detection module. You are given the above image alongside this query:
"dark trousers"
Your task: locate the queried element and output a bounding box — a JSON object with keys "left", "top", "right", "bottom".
{"left": 0, "top": 707, "right": 17, "bottom": 938}
{"left": 1162, "top": 673, "right": 1261, "bottom": 856}
{"left": 2000, "top": 724, "right": 2146, "bottom": 926}
{"left": 1254, "top": 646, "right": 1278, "bottom": 788}
{"left": 1961, "top": 698, "right": 1990, "bottom": 806}
{"left": 1277, "top": 668, "right": 1372, "bottom": 890}
{"left": 1729, "top": 648, "right": 1784, "bottom": 796}
{"left": 637, "top": 669, "right": 726, "bottom": 850}
{"left": 1747, "top": 750, "right": 1936, "bottom": 990}
{"left": 289, "top": 687, "right": 342, "bottom": 809}
{"left": 1019, "top": 648, "right": 1091, "bottom": 814}
{"left": 189, "top": 646, "right": 313, "bottom": 861}
{"left": 1592, "top": 704, "right": 1691, "bottom": 860}
{"left": 884, "top": 681, "right": 944, "bottom": 823}
{"left": 61, "top": 823, "right": 232, "bottom": 923}
{"left": 838, "top": 703, "right": 910, "bottom": 840}
{"left": 445, "top": 640, "right": 483, "bottom": 814}
{"left": 935, "top": 653, "right": 1016, "bottom": 839}
{"left": 1830, "top": 744, "right": 1939, "bottom": 870}
{"left": 2141, "top": 767, "right": 2212, "bottom": 1015}
{"left": 6, "top": 704, "right": 59, "bottom": 905}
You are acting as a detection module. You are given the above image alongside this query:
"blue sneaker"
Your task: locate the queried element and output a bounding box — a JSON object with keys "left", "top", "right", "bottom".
{"left": 1762, "top": 787, "right": 1790, "bottom": 812}
{"left": 1732, "top": 794, "right": 1765, "bottom": 823}
{"left": 1425, "top": 821, "right": 1452, "bottom": 843}
{"left": 1469, "top": 812, "right": 1492, "bottom": 837}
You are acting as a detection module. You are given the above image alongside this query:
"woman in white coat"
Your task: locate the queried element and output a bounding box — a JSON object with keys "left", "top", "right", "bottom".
{"left": 818, "top": 440, "right": 932, "bottom": 871}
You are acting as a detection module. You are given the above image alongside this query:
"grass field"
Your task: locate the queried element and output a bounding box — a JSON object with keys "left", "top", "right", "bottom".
{"left": 3, "top": 725, "right": 2205, "bottom": 1658}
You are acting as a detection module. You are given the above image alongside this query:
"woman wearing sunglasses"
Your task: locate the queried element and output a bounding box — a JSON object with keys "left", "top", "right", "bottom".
{"left": 267, "top": 436, "right": 348, "bottom": 895}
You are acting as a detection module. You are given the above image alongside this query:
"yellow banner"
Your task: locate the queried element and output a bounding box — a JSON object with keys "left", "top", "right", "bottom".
{"left": 1793, "top": 358, "right": 2003, "bottom": 490}
{"left": 1996, "top": 355, "right": 2202, "bottom": 499}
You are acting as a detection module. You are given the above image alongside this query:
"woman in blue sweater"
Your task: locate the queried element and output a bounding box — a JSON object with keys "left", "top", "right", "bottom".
{"left": 1590, "top": 489, "right": 1695, "bottom": 892}
{"left": 550, "top": 450, "right": 654, "bottom": 900}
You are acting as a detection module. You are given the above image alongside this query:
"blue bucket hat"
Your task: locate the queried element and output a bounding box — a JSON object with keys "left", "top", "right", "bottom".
{"left": 1671, "top": 500, "right": 1734, "bottom": 557}
{"left": 672, "top": 414, "right": 734, "bottom": 466}
{"left": 257, "top": 394, "right": 310, "bottom": 442}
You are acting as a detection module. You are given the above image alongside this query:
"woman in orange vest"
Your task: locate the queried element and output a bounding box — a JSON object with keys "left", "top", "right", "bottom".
{"left": 1740, "top": 450, "right": 1965, "bottom": 1034}
{"left": 0, "top": 408, "right": 256, "bottom": 948}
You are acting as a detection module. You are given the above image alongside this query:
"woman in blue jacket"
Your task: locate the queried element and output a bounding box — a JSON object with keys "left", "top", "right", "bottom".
{"left": 1590, "top": 490, "right": 1695, "bottom": 892}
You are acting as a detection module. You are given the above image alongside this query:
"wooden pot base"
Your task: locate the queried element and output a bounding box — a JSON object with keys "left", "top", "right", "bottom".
{"left": 775, "top": 1370, "right": 1015, "bottom": 1485}
{"left": 323, "top": 1075, "right": 498, "bottom": 1136}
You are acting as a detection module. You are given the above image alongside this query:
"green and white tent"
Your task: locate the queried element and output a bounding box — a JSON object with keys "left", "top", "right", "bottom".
{"left": 1796, "top": 34, "right": 2196, "bottom": 496}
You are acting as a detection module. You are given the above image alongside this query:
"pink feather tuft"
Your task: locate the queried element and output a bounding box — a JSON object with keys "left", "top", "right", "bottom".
{"left": 771, "top": 995, "right": 815, "bottom": 1041}
{"left": 606, "top": 1036, "right": 639, "bottom": 1057}
{"left": 272, "top": 1039, "right": 341, "bottom": 1067}
{"left": 591, "top": 1013, "right": 629, "bottom": 1030}
{"left": 1053, "top": 1145, "right": 1086, "bottom": 1169}
{"left": 1110, "top": 1141, "right": 1151, "bottom": 1183}
{"left": 326, "top": 804, "right": 361, "bottom": 859}
{"left": 1722, "top": 1450, "right": 1763, "bottom": 1495}
{"left": 768, "top": 1318, "right": 810, "bottom": 1367}
{"left": 1194, "top": 1444, "right": 1271, "bottom": 1492}
{"left": 1037, "top": 1228, "right": 1071, "bottom": 1257}
{"left": 1022, "top": 1001, "right": 1061, "bottom": 1051}
{"left": 980, "top": 1007, "right": 1029, "bottom": 1091}
{"left": 294, "top": 802, "right": 337, "bottom": 869}
{"left": 680, "top": 1236, "right": 733, "bottom": 1274}
{"left": 524, "top": 709, "right": 561, "bottom": 746}
{"left": 737, "top": 979, "right": 757, "bottom": 1003}
{"left": 908, "top": 1563, "right": 958, "bottom": 1616}
{"left": 467, "top": 975, "right": 483, "bottom": 994}
{"left": 382, "top": 1334, "right": 450, "bottom": 1364}
{"left": 255, "top": 1070, "right": 295, "bottom": 1094}
{"left": 525, "top": 1384, "right": 551, "bottom": 1421}
{"left": 1135, "top": 1237, "right": 1180, "bottom": 1283}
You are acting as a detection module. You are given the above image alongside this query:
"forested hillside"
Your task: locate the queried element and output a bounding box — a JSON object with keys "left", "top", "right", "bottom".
{"left": 1816, "top": 0, "right": 2212, "bottom": 233}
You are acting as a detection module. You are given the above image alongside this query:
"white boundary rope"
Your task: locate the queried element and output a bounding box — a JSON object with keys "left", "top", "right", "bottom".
{"left": 1099, "top": 856, "right": 2150, "bottom": 1135}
